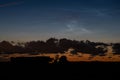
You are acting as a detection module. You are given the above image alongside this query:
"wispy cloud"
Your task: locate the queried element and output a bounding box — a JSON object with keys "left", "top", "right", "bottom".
{"left": 66, "top": 24, "right": 74, "bottom": 32}
{"left": 0, "top": 1, "right": 24, "bottom": 8}
{"left": 83, "top": 8, "right": 110, "bottom": 17}
{"left": 93, "top": 9, "right": 109, "bottom": 17}
{"left": 80, "top": 27, "right": 91, "bottom": 33}
{"left": 60, "top": 7, "right": 110, "bottom": 18}
{"left": 65, "top": 21, "right": 92, "bottom": 34}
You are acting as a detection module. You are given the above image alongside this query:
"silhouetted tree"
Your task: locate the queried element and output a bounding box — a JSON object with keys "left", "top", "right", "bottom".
{"left": 58, "top": 56, "right": 68, "bottom": 64}
{"left": 53, "top": 54, "right": 59, "bottom": 63}
{"left": 36, "top": 41, "right": 47, "bottom": 53}
{"left": 13, "top": 45, "right": 24, "bottom": 53}
{"left": 58, "top": 38, "right": 74, "bottom": 53}
{"left": 0, "top": 38, "right": 109, "bottom": 56}
{"left": 112, "top": 43, "right": 120, "bottom": 55}
{"left": 24, "top": 41, "right": 47, "bottom": 53}
{"left": 0, "top": 41, "right": 14, "bottom": 54}
{"left": 24, "top": 41, "right": 37, "bottom": 53}
{"left": 73, "top": 40, "right": 107, "bottom": 56}
{"left": 68, "top": 48, "right": 78, "bottom": 55}
{"left": 46, "top": 38, "right": 59, "bottom": 53}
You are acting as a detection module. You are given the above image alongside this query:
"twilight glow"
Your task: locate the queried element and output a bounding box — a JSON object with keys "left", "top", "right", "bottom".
{"left": 0, "top": 0, "right": 120, "bottom": 42}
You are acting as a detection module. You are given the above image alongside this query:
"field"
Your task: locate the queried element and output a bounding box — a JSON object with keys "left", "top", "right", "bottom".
{"left": 0, "top": 53, "right": 120, "bottom": 62}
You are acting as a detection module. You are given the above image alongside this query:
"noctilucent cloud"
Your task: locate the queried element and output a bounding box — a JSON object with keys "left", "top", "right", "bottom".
{"left": 0, "top": 0, "right": 120, "bottom": 42}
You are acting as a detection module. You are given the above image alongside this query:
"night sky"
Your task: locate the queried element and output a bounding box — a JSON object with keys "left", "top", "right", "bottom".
{"left": 0, "top": 0, "right": 120, "bottom": 42}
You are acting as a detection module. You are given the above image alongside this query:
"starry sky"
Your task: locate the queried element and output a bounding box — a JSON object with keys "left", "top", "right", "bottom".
{"left": 0, "top": 0, "right": 120, "bottom": 42}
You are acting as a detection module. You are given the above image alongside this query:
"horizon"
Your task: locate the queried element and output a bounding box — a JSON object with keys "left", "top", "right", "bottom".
{"left": 0, "top": 0, "right": 120, "bottom": 42}
{"left": 0, "top": 37, "right": 119, "bottom": 44}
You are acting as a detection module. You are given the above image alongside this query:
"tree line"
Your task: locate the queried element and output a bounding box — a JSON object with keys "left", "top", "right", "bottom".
{"left": 0, "top": 38, "right": 120, "bottom": 55}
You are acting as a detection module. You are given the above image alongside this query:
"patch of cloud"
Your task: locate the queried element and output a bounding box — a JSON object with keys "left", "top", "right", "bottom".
{"left": 60, "top": 7, "right": 110, "bottom": 18}
{"left": 83, "top": 8, "right": 111, "bottom": 17}
{"left": 94, "top": 9, "right": 109, "bottom": 17}
{"left": 66, "top": 24, "right": 75, "bottom": 32}
{"left": 80, "top": 27, "right": 91, "bottom": 33}
{"left": 65, "top": 20, "right": 92, "bottom": 34}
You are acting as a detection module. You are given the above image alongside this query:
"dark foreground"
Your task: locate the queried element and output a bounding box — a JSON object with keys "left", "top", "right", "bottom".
{"left": 0, "top": 56, "right": 120, "bottom": 79}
